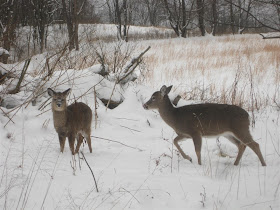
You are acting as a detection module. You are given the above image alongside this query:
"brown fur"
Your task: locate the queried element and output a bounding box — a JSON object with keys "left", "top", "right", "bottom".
{"left": 48, "top": 88, "right": 92, "bottom": 155}
{"left": 143, "top": 85, "right": 266, "bottom": 166}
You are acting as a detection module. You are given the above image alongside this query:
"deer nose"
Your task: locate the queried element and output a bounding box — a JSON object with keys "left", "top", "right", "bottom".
{"left": 143, "top": 103, "right": 148, "bottom": 110}
{"left": 57, "top": 102, "right": 62, "bottom": 107}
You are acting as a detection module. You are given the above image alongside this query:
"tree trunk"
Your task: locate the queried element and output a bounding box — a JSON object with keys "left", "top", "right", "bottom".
{"left": 2, "top": 2, "right": 19, "bottom": 63}
{"left": 163, "top": 0, "right": 180, "bottom": 37}
{"left": 181, "top": 0, "right": 187, "bottom": 38}
{"left": 229, "top": 0, "right": 235, "bottom": 34}
{"left": 114, "top": 0, "right": 122, "bottom": 40}
{"left": 123, "top": 0, "right": 128, "bottom": 42}
{"left": 62, "top": 0, "right": 75, "bottom": 50}
{"left": 196, "top": 0, "right": 205, "bottom": 36}
{"left": 73, "top": 0, "right": 79, "bottom": 50}
{"left": 212, "top": 0, "right": 218, "bottom": 36}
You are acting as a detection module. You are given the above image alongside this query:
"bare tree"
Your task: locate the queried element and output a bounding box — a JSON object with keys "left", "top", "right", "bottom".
{"left": 109, "top": 0, "right": 131, "bottom": 41}
{"left": 196, "top": 0, "right": 205, "bottom": 36}
{"left": 144, "top": 0, "right": 165, "bottom": 26}
{"left": 61, "top": 0, "right": 83, "bottom": 50}
{"left": 31, "top": 0, "right": 57, "bottom": 53}
{"left": 211, "top": 0, "right": 218, "bottom": 35}
{"left": 163, "top": 0, "right": 196, "bottom": 38}
{"left": 225, "top": 0, "right": 280, "bottom": 35}
{"left": 0, "top": 0, "right": 20, "bottom": 63}
{"left": 229, "top": 0, "right": 235, "bottom": 34}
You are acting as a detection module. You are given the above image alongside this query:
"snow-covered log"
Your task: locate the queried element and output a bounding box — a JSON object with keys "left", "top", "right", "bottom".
{"left": 84, "top": 64, "right": 109, "bottom": 77}
{"left": 117, "top": 46, "right": 151, "bottom": 85}
{"left": 260, "top": 32, "right": 280, "bottom": 39}
{"left": 0, "top": 47, "right": 10, "bottom": 64}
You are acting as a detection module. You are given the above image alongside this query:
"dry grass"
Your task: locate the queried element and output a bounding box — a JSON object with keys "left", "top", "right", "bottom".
{"left": 139, "top": 34, "right": 280, "bottom": 110}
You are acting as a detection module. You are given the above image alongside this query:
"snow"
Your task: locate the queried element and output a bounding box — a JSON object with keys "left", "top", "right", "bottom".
{"left": 0, "top": 26, "right": 280, "bottom": 210}
{"left": 0, "top": 70, "right": 279, "bottom": 209}
{"left": 0, "top": 48, "right": 9, "bottom": 57}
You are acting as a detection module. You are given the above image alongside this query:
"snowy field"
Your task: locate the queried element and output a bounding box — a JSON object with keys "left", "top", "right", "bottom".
{"left": 0, "top": 25, "right": 280, "bottom": 209}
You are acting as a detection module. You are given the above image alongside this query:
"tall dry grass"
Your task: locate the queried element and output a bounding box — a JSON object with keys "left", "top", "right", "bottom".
{"left": 139, "top": 34, "right": 280, "bottom": 111}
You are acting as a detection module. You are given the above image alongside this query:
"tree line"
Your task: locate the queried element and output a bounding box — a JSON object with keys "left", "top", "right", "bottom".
{"left": 1, "top": 0, "right": 280, "bottom": 63}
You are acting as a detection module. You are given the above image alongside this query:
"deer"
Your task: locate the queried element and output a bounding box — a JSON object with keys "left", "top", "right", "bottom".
{"left": 143, "top": 85, "right": 266, "bottom": 166}
{"left": 47, "top": 88, "right": 93, "bottom": 155}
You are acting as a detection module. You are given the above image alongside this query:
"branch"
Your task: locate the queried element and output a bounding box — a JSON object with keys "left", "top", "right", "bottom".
{"left": 260, "top": 33, "right": 280, "bottom": 39}
{"left": 80, "top": 151, "right": 99, "bottom": 193}
{"left": 118, "top": 46, "right": 151, "bottom": 84}
{"left": 224, "top": 0, "right": 280, "bottom": 32}
{"left": 91, "top": 135, "right": 144, "bottom": 151}
{"left": 9, "top": 58, "right": 31, "bottom": 94}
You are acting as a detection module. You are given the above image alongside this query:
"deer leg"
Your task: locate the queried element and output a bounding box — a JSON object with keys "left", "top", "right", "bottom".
{"left": 192, "top": 134, "right": 202, "bottom": 165}
{"left": 174, "top": 135, "right": 192, "bottom": 162}
{"left": 235, "top": 132, "right": 266, "bottom": 166}
{"left": 234, "top": 144, "right": 246, "bottom": 165}
{"left": 75, "top": 133, "right": 84, "bottom": 154}
{"left": 68, "top": 134, "right": 75, "bottom": 155}
{"left": 247, "top": 141, "right": 266, "bottom": 166}
{"left": 225, "top": 135, "right": 247, "bottom": 165}
{"left": 58, "top": 134, "right": 66, "bottom": 153}
{"left": 86, "top": 134, "right": 92, "bottom": 153}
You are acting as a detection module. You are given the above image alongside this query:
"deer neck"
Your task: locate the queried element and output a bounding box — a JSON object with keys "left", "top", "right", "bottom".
{"left": 52, "top": 109, "right": 67, "bottom": 130}
{"left": 158, "top": 96, "right": 177, "bottom": 128}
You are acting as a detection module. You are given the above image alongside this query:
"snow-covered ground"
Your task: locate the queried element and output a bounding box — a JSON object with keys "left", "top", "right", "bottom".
{"left": 0, "top": 25, "right": 280, "bottom": 209}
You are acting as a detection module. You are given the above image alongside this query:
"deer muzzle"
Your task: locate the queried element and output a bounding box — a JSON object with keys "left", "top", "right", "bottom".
{"left": 143, "top": 103, "right": 149, "bottom": 110}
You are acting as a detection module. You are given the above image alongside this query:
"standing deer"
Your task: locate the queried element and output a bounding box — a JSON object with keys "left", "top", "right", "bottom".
{"left": 48, "top": 88, "right": 93, "bottom": 155}
{"left": 143, "top": 85, "right": 266, "bottom": 166}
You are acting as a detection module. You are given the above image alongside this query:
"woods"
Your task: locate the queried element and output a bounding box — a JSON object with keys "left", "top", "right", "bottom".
{"left": 1, "top": 0, "right": 280, "bottom": 63}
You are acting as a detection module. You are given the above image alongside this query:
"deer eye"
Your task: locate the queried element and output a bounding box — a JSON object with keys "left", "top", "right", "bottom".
{"left": 152, "top": 96, "right": 156, "bottom": 101}
{"left": 53, "top": 99, "right": 57, "bottom": 101}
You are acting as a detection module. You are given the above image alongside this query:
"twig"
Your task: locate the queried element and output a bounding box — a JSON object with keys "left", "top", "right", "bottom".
{"left": 120, "top": 125, "right": 141, "bottom": 133}
{"left": 94, "top": 86, "right": 98, "bottom": 129}
{"left": 121, "top": 187, "right": 140, "bottom": 204}
{"left": 91, "top": 135, "right": 143, "bottom": 151}
{"left": 241, "top": 199, "right": 277, "bottom": 208}
{"left": 41, "top": 153, "right": 60, "bottom": 209}
{"left": 80, "top": 151, "right": 99, "bottom": 193}
{"left": 115, "top": 117, "right": 139, "bottom": 121}
{"left": 106, "top": 80, "right": 118, "bottom": 111}
{"left": 0, "top": 107, "right": 15, "bottom": 124}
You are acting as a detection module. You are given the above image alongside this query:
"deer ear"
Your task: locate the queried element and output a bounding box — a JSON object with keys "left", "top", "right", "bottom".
{"left": 166, "top": 85, "right": 173, "bottom": 94}
{"left": 160, "top": 85, "right": 167, "bottom": 96}
{"left": 63, "top": 88, "right": 71, "bottom": 96}
{"left": 47, "top": 88, "right": 55, "bottom": 97}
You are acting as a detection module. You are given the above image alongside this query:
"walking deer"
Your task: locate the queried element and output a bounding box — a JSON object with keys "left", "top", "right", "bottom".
{"left": 48, "top": 88, "right": 93, "bottom": 155}
{"left": 143, "top": 85, "right": 266, "bottom": 166}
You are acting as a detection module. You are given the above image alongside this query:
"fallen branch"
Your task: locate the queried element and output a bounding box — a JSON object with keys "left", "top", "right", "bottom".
{"left": 118, "top": 46, "right": 151, "bottom": 84}
{"left": 91, "top": 135, "right": 144, "bottom": 151}
{"left": 80, "top": 151, "right": 99, "bottom": 193}
{"left": 9, "top": 58, "right": 31, "bottom": 94}
{"left": 260, "top": 33, "right": 280, "bottom": 39}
